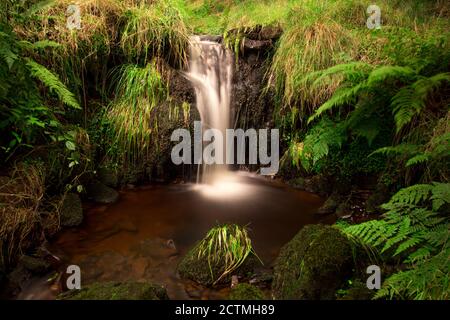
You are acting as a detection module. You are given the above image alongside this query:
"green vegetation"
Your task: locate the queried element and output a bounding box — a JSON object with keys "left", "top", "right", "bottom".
{"left": 178, "top": 224, "right": 261, "bottom": 286}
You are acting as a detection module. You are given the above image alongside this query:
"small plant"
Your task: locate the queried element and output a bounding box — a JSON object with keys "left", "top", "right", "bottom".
{"left": 196, "top": 224, "right": 261, "bottom": 285}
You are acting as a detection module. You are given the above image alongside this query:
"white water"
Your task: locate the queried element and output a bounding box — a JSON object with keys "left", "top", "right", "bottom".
{"left": 184, "top": 36, "right": 233, "bottom": 184}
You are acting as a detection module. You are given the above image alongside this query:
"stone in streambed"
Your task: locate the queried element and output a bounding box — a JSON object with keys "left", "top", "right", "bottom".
{"left": 60, "top": 193, "right": 83, "bottom": 227}
{"left": 86, "top": 181, "right": 119, "bottom": 204}
{"left": 272, "top": 224, "right": 353, "bottom": 300}
{"left": 59, "top": 281, "right": 169, "bottom": 300}
{"left": 228, "top": 283, "right": 264, "bottom": 300}
{"left": 19, "top": 255, "right": 51, "bottom": 274}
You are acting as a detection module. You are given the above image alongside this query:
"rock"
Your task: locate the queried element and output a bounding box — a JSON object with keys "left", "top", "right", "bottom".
{"left": 86, "top": 181, "right": 119, "bottom": 204}
{"left": 259, "top": 26, "right": 283, "bottom": 40}
{"left": 59, "top": 281, "right": 169, "bottom": 300}
{"left": 339, "top": 280, "right": 374, "bottom": 300}
{"left": 228, "top": 283, "right": 264, "bottom": 300}
{"left": 335, "top": 201, "right": 352, "bottom": 218}
{"left": 316, "top": 193, "right": 341, "bottom": 215}
{"left": 290, "top": 175, "right": 332, "bottom": 195}
{"left": 60, "top": 193, "right": 83, "bottom": 227}
{"left": 365, "top": 183, "right": 390, "bottom": 214}
{"left": 19, "top": 255, "right": 51, "bottom": 274}
{"left": 199, "top": 35, "right": 222, "bottom": 42}
{"left": 272, "top": 224, "right": 353, "bottom": 300}
{"left": 98, "top": 167, "right": 118, "bottom": 188}
{"left": 177, "top": 225, "right": 259, "bottom": 286}
{"left": 243, "top": 39, "right": 273, "bottom": 51}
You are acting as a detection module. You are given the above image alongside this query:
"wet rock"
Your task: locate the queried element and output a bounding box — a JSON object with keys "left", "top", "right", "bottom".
{"left": 243, "top": 39, "right": 273, "bottom": 51}
{"left": 316, "top": 193, "right": 341, "bottom": 215}
{"left": 60, "top": 193, "right": 83, "bottom": 227}
{"left": 272, "top": 225, "right": 353, "bottom": 300}
{"left": 289, "top": 175, "right": 332, "bottom": 195}
{"left": 339, "top": 280, "right": 374, "bottom": 300}
{"left": 98, "top": 167, "right": 118, "bottom": 188}
{"left": 19, "top": 255, "right": 51, "bottom": 275}
{"left": 86, "top": 181, "right": 119, "bottom": 204}
{"left": 199, "top": 35, "right": 222, "bottom": 42}
{"left": 365, "top": 183, "right": 390, "bottom": 214}
{"left": 228, "top": 283, "right": 264, "bottom": 300}
{"left": 59, "top": 281, "right": 169, "bottom": 300}
{"left": 335, "top": 201, "right": 352, "bottom": 218}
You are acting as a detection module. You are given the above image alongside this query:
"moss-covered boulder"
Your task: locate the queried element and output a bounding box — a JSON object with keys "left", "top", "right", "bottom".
{"left": 59, "top": 282, "right": 168, "bottom": 300}
{"left": 229, "top": 283, "right": 264, "bottom": 300}
{"left": 272, "top": 224, "right": 353, "bottom": 300}
{"left": 86, "top": 181, "right": 119, "bottom": 204}
{"left": 19, "top": 255, "right": 50, "bottom": 274}
{"left": 60, "top": 193, "right": 83, "bottom": 227}
{"left": 177, "top": 224, "right": 259, "bottom": 286}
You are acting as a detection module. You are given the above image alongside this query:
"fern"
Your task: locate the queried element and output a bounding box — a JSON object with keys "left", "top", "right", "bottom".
{"left": 392, "top": 73, "right": 450, "bottom": 132}
{"left": 26, "top": 59, "right": 81, "bottom": 110}
{"left": 339, "top": 182, "right": 450, "bottom": 299}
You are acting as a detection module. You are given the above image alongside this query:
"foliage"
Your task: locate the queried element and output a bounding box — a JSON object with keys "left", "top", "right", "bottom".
{"left": 339, "top": 183, "right": 449, "bottom": 299}
{"left": 195, "top": 224, "right": 260, "bottom": 285}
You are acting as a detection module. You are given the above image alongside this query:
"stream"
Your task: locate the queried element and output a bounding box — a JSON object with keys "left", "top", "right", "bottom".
{"left": 18, "top": 172, "right": 327, "bottom": 300}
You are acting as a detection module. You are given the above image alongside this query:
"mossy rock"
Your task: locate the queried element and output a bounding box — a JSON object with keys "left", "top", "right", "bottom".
{"left": 19, "top": 255, "right": 50, "bottom": 274}
{"left": 177, "top": 245, "right": 257, "bottom": 287}
{"left": 86, "top": 181, "right": 119, "bottom": 204}
{"left": 338, "top": 280, "right": 374, "bottom": 300}
{"left": 272, "top": 224, "right": 353, "bottom": 300}
{"left": 60, "top": 193, "right": 83, "bottom": 227}
{"left": 59, "top": 282, "right": 169, "bottom": 300}
{"left": 229, "top": 283, "right": 264, "bottom": 300}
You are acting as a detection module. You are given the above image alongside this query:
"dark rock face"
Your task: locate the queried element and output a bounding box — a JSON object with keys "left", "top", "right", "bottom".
{"left": 228, "top": 283, "right": 264, "bottom": 300}
{"left": 272, "top": 225, "right": 353, "bottom": 300}
{"left": 60, "top": 193, "right": 83, "bottom": 227}
{"left": 59, "top": 281, "right": 169, "bottom": 300}
{"left": 86, "top": 181, "right": 119, "bottom": 204}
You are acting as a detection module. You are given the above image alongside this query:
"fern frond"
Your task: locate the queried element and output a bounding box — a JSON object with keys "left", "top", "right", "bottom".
{"left": 25, "top": 59, "right": 80, "bottom": 110}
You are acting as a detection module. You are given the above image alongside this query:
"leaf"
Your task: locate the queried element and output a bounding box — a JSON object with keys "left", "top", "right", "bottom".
{"left": 65, "top": 141, "right": 76, "bottom": 151}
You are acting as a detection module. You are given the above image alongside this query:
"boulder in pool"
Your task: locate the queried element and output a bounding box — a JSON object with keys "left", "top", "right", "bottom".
{"left": 60, "top": 193, "right": 83, "bottom": 227}
{"left": 86, "top": 181, "right": 119, "bottom": 204}
{"left": 59, "top": 281, "right": 169, "bottom": 300}
{"left": 272, "top": 224, "right": 353, "bottom": 299}
{"left": 177, "top": 224, "right": 260, "bottom": 286}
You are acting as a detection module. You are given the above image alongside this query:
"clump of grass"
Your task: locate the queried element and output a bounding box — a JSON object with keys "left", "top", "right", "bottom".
{"left": 105, "top": 60, "right": 169, "bottom": 166}
{"left": 120, "top": 0, "right": 189, "bottom": 67}
{"left": 0, "top": 163, "right": 46, "bottom": 268}
{"left": 196, "top": 224, "right": 261, "bottom": 285}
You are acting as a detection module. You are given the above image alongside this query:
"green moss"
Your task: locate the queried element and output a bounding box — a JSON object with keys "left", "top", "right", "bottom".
{"left": 59, "top": 282, "right": 168, "bottom": 300}
{"left": 272, "top": 224, "right": 353, "bottom": 300}
{"left": 229, "top": 283, "right": 264, "bottom": 300}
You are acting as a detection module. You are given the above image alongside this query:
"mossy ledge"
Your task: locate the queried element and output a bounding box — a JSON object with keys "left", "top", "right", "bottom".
{"left": 272, "top": 224, "right": 353, "bottom": 300}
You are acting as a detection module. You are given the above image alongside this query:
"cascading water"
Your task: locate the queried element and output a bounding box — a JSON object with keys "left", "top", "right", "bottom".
{"left": 184, "top": 36, "right": 233, "bottom": 184}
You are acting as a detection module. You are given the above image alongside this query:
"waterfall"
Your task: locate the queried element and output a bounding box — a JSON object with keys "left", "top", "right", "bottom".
{"left": 184, "top": 36, "right": 233, "bottom": 184}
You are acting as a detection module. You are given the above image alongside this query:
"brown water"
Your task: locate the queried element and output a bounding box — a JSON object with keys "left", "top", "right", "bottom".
{"left": 18, "top": 172, "right": 325, "bottom": 300}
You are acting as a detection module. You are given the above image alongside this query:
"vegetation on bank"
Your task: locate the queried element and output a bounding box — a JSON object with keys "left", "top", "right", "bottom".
{"left": 0, "top": 0, "right": 448, "bottom": 300}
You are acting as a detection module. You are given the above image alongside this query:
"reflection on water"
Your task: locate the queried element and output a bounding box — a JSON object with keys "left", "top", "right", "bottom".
{"left": 18, "top": 172, "right": 324, "bottom": 300}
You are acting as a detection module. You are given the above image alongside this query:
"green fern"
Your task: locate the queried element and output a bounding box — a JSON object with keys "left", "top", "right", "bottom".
{"left": 25, "top": 59, "right": 81, "bottom": 110}
{"left": 392, "top": 73, "right": 450, "bottom": 132}
{"left": 339, "top": 182, "right": 450, "bottom": 299}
